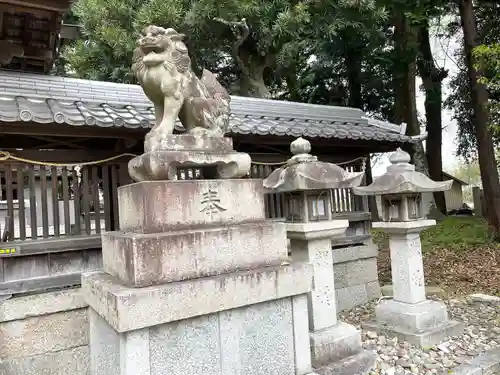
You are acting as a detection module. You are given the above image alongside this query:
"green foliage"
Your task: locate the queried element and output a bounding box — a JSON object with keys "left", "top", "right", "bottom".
{"left": 64, "top": 0, "right": 360, "bottom": 85}
{"left": 474, "top": 43, "right": 500, "bottom": 131}
{"left": 62, "top": 0, "right": 391, "bottom": 97}
{"left": 421, "top": 216, "right": 497, "bottom": 253}
{"left": 372, "top": 216, "right": 499, "bottom": 254}
{"left": 59, "top": 0, "right": 483, "bottom": 138}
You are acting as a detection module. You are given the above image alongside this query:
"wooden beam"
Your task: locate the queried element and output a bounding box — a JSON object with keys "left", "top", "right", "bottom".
{"left": 0, "top": 122, "right": 403, "bottom": 154}
{"left": 233, "top": 134, "right": 404, "bottom": 153}
{"left": 23, "top": 12, "right": 30, "bottom": 46}
{"left": 23, "top": 46, "right": 53, "bottom": 61}
{"left": 0, "top": 4, "right": 53, "bottom": 18}
{"left": 31, "top": 135, "right": 92, "bottom": 149}
{"left": 0, "top": 122, "right": 148, "bottom": 138}
{"left": 0, "top": 42, "right": 54, "bottom": 61}
{"left": 0, "top": 0, "right": 70, "bottom": 13}
{"left": 0, "top": 11, "right": 4, "bottom": 40}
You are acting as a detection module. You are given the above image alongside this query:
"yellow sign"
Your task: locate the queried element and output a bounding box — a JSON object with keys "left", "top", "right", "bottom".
{"left": 0, "top": 248, "right": 17, "bottom": 255}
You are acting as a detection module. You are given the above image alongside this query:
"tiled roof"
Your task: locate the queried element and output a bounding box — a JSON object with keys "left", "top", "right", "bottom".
{"left": 0, "top": 70, "right": 424, "bottom": 143}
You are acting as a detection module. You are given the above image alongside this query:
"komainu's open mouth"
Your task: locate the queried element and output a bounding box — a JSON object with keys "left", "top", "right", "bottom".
{"left": 139, "top": 42, "right": 165, "bottom": 55}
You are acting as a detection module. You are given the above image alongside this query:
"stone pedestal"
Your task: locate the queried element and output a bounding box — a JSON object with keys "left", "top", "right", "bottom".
{"left": 128, "top": 134, "right": 251, "bottom": 181}
{"left": 83, "top": 178, "right": 316, "bottom": 375}
{"left": 364, "top": 220, "right": 464, "bottom": 347}
{"left": 287, "top": 221, "right": 376, "bottom": 375}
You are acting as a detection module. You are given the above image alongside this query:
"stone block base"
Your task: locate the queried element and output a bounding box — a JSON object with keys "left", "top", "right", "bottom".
{"left": 314, "top": 351, "right": 377, "bottom": 375}
{"left": 363, "top": 319, "right": 464, "bottom": 348}
{"left": 89, "top": 295, "right": 311, "bottom": 375}
{"left": 1, "top": 346, "right": 89, "bottom": 375}
{"left": 376, "top": 299, "right": 449, "bottom": 332}
{"left": 102, "top": 221, "right": 288, "bottom": 287}
{"left": 363, "top": 299, "right": 464, "bottom": 347}
{"left": 310, "top": 322, "right": 362, "bottom": 366}
{"left": 335, "top": 281, "right": 381, "bottom": 312}
{"left": 332, "top": 244, "right": 381, "bottom": 311}
{"left": 82, "top": 263, "right": 311, "bottom": 332}
{"left": 0, "top": 289, "right": 89, "bottom": 375}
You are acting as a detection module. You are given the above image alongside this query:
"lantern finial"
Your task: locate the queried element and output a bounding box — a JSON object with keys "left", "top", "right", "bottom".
{"left": 290, "top": 137, "right": 311, "bottom": 155}
{"left": 389, "top": 148, "right": 411, "bottom": 165}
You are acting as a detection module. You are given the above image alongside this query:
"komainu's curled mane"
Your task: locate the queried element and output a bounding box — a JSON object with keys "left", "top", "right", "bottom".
{"left": 132, "top": 25, "right": 231, "bottom": 139}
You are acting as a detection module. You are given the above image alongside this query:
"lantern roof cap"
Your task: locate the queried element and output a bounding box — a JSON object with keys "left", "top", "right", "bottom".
{"left": 263, "top": 137, "right": 365, "bottom": 192}
{"left": 353, "top": 148, "right": 453, "bottom": 196}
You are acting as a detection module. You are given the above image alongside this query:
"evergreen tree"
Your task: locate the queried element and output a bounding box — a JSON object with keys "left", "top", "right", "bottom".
{"left": 62, "top": 0, "right": 384, "bottom": 97}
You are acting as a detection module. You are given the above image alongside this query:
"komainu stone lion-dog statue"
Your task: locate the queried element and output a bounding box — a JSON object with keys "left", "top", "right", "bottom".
{"left": 132, "top": 25, "right": 231, "bottom": 142}
{"left": 127, "top": 25, "right": 251, "bottom": 181}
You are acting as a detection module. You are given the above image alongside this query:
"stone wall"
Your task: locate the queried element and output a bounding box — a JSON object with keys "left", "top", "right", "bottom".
{"left": 333, "top": 243, "right": 381, "bottom": 311}
{"left": 0, "top": 289, "right": 89, "bottom": 375}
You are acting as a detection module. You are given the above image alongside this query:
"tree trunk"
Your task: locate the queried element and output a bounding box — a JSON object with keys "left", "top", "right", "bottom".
{"left": 392, "top": 10, "right": 427, "bottom": 174}
{"left": 417, "top": 23, "right": 448, "bottom": 214}
{"left": 459, "top": 0, "right": 500, "bottom": 235}
{"left": 215, "top": 18, "right": 272, "bottom": 99}
{"left": 239, "top": 62, "right": 270, "bottom": 98}
{"left": 285, "top": 66, "right": 301, "bottom": 102}
{"left": 365, "top": 155, "right": 380, "bottom": 221}
{"left": 237, "top": 47, "right": 271, "bottom": 98}
{"left": 346, "top": 45, "right": 363, "bottom": 109}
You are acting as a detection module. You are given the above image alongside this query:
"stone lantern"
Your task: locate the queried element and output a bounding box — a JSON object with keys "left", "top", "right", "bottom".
{"left": 360, "top": 149, "right": 447, "bottom": 223}
{"left": 265, "top": 137, "right": 364, "bottom": 225}
{"left": 264, "top": 137, "right": 376, "bottom": 375}
{"left": 353, "top": 148, "right": 464, "bottom": 347}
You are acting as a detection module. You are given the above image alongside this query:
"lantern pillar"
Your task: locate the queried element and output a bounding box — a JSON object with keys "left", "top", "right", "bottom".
{"left": 382, "top": 221, "right": 430, "bottom": 304}
{"left": 288, "top": 221, "right": 348, "bottom": 330}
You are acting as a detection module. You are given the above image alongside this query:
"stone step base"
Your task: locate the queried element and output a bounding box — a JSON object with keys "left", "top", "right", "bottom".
{"left": 82, "top": 263, "right": 312, "bottom": 333}
{"left": 313, "top": 350, "right": 377, "bottom": 375}
{"left": 363, "top": 319, "right": 465, "bottom": 348}
{"left": 310, "top": 322, "right": 362, "bottom": 367}
{"left": 102, "top": 221, "right": 288, "bottom": 287}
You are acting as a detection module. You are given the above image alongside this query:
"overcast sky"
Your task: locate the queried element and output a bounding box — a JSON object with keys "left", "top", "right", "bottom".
{"left": 373, "top": 28, "right": 461, "bottom": 177}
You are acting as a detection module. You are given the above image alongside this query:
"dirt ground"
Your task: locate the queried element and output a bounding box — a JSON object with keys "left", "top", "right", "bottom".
{"left": 374, "top": 216, "right": 500, "bottom": 297}
{"left": 377, "top": 245, "right": 500, "bottom": 297}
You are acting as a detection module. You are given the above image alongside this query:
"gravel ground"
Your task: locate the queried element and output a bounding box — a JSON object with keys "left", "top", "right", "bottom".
{"left": 339, "top": 297, "right": 500, "bottom": 375}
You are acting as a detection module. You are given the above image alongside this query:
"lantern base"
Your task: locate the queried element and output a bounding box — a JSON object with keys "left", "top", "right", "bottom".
{"left": 310, "top": 322, "right": 376, "bottom": 375}
{"left": 362, "top": 299, "right": 464, "bottom": 348}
